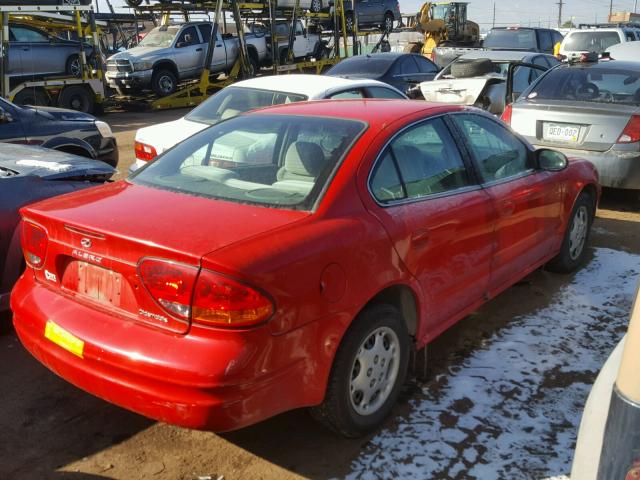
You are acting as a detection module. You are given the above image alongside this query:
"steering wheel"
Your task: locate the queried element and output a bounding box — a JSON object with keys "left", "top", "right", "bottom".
{"left": 598, "top": 89, "right": 614, "bottom": 102}
{"left": 576, "top": 82, "right": 599, "bottom": 100}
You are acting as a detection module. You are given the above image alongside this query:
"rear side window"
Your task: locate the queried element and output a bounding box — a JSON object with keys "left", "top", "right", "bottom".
{"left": 198, "top": 24, "right": 212, "bottom": 43}
{"left": 452, "top": 114, "right": 531, "bottom": 182}
{"left": 329, "top": 89, "right": 365, "bottom": 99}
{"left": 396, "top": 57, "right": 419, "bottom": 75}
{"left": 414, "top": 56, "right": 439, "bottom": 73}
{"left": 370, "top": 117, "right": 470, "bottom": 203}
{"left": 538, "top": 30, "right": 553, "bottom": 52}
{"left": 564, "top": 31, "right": 621, "bottom": 53}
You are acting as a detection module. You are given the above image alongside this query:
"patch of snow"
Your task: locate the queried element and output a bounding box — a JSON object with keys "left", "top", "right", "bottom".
{"left": 348, "top": 248, "right": 639, "bottom": 480}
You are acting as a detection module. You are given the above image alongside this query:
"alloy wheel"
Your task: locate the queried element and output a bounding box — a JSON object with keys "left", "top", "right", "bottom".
{"left": 159, "top": 75, "right": 175, "bottom": 95}
{"left": 569, "top": 205, "right": 588, "bottom": 260}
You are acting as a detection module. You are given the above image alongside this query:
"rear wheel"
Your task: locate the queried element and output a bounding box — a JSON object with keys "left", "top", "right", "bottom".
{"left": 311, "top": 304, "right": 410, "bottom": 437}
{"left": 546, "top": 192, "right": 595, "bottom": 273}
{"left": 310, "top": 0, "right": 322, "bottom": 13}
{"left": 58, "top": 85, "right": 94, "bottom": 113}
{"left": 151, "top": 68, "right": 177, "bottom": 97}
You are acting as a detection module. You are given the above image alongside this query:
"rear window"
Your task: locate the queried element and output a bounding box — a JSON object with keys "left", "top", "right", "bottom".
{"left": 327, "top": 57, "right": 394, "bottom": 76}
{"left": 563, "top": 31, "right": 621, "bottom": 53}
{"left": 131, "top": 114, "right": 366, "bottom": 210}
{"left": 484, "top": 29, "right": 537, "bottom": 50}
{"left": 525, "top": 67, "right": 640, "bottom": 105}
{"left": 185, "top": 87, "right": 308, "bottom": 125}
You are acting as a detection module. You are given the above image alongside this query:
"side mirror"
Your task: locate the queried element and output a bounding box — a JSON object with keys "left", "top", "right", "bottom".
{"left": 537, "top": 149, "right": 568, "bottom": 171}
{"left": 0, "top": 107, "right": 12, "bottom": 123}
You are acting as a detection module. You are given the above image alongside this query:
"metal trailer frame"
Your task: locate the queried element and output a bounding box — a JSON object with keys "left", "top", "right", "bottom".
{"left": 118, "top": 0, "right": 362, "bottom": 110}
{"left": 0, "top": 3, "right": 106, "bottom": 114}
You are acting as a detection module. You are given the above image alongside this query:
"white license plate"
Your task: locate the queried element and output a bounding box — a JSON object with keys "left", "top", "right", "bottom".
{"left": 544, "top": 123, "right": 581, "bottom": 142}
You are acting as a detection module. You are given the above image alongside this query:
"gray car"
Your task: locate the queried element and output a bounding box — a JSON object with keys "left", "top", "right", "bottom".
{"left": 505, "top": 59, "right": 640, "bottom": 190}
{"left": 8, "top": 24, "right": 93, "bottom": 78}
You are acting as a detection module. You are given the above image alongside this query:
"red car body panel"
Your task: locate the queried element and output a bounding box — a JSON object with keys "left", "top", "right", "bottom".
{"left": 11, "top": 100, "right": 601, "bottom": 431}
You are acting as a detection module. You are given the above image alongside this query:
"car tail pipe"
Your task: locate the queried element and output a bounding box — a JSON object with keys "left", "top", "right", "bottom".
{"left": 596, "top": 281, "right": 640, "bottom": 479}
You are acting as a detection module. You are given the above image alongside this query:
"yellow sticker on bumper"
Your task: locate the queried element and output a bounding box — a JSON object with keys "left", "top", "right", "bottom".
{"left": 44, "top": 321, "right": 84, "bottom": 358}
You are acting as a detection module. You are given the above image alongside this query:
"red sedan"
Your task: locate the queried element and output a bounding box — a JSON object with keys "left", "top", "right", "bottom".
{"left": 12, "top": 100, "right": 599, "bottom": 437}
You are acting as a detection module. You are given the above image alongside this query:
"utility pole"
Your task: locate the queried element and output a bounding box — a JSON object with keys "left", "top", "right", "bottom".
{"left": 609, "top": 0, "right": 613, "bottom": 19}
{"left": 635, "top": 0, "right": 637, "bottom": 13}
{"left": 557, "top": 0, "right": 563, "bottom": 28}
{"left": 492, "top": 2, "right": 496, "bottom": 28}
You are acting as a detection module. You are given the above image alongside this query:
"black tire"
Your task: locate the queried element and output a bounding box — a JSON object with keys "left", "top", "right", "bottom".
{"left": 310, "top": 304, "right": 410, "bottom": 437}
{"left": 316, "top": 44, "right": 329, "bottom": 59}
{"left": 310, "top": 0, "right": 322, "bottom": 13}
{"left": 151, "top": 68, "right": 177, "bottom": 97}
{"left": 58, "top": 85, "right": 94, "bottom": 113}
{"left": 279, "top": 49, "right": 290, "bottom": 65}
{"left": 450, "top": 58, "right": 493, "bottom": 78}
{"left": 546, "top": 192, "right": 595, "bottom": 273}
{"left": 240, "top": 54, "right": 260, "bottom": 79}
{"left": 12, "top": 88, "right": 49, "bottom": 107}
{"left": 383, "top": 12, "right": 394, "bottom": 33}
{"left": 66, "top": 54, "right": 82, "bottom": 77}
{"left": 125, "top": 0, "right": 143, "bottom": 6}
{"left": 345, "top": 13, "right": 354, "bottom": 33}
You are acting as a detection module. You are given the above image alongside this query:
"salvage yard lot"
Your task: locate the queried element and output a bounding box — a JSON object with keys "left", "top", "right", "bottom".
{"left": 1, "top": 110, "right": 639, "bottom": 480}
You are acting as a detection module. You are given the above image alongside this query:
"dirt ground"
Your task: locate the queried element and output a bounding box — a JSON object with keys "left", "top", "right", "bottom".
{"left": 1, "top": 111, "right": 639, "bottom": 480}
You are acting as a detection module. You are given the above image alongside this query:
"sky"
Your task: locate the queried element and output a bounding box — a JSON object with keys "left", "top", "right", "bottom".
{"left": 96, "top": 0, "right": 640, "bottom": 30}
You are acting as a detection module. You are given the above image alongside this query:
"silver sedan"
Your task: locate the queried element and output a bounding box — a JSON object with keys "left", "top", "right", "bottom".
{"left": 504, "top": 59, "right": 640, "bottom": 190}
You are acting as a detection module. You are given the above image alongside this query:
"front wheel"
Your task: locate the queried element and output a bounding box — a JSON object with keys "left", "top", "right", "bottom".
{"left": 311, "top": 304, "right": 410, "bottom": 437}
{"left": 151, "top": 69, "right": 177, "bottom": 97}
{"left": 383, "top": 12, "right": 394, "bottom": 32}
{"left": 310, "top": 0, "right": 322, "bottom": 13}
{"left": 546, "top": 192, "right": 595, "bottom": 273}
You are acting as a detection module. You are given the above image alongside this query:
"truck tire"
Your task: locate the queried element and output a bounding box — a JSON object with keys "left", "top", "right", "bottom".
{"left": 310, "top": 0, "right": 322, "bottom": 13}
{"left": 151, "top": 68, "right": 177, "bottom": 97}
{"left": 13, "top": 88, "right": 49, "bottom": 107}
{"left": 451, "top": 58, "right": 493, "bottom": 78}
{"left": 125, "top": 0, "right": 143, "bottom": 6}
{"left": 58, "top": 85, "right": 94, "bottom": 114}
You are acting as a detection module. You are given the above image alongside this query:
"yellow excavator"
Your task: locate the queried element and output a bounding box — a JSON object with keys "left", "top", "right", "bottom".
{"left": 405, "top": 2, "right": 480, "bottom": 57}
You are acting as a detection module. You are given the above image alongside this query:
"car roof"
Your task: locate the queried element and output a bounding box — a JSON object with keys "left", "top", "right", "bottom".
{"left": 249, "top": 99, "right": 463, "bottom": 128}
{"left": 230, "top": 74, "right": 404, "bottom": 97}
{"left": 559, "top": 59, "right": 640, "bottom": 71}
{"left": 459, "top": 50, "right": 545, "bottom": 61}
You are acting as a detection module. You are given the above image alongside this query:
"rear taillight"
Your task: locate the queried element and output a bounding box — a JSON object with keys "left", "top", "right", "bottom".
{"left": 139, "top": 258, "right": 198, "bottom": 321}
{"left": 192, "top": 270, "right": 274, "bottom": 328}
{"left": 138, "top": 258, "right": 273, "bottom": 328}
{"left": 21, "top": 221, "right": 48, "bottom": 269}
{"left": 617, "top": 115, "right": 640, "bottom": 144}
{"left": 430, "top": 51, "right": 436, "bottom": 61}
{"left": 134, "top": 141, "right": 158, "bottom": 162}
{"left": 501, "top": 104, "right": 513, "bottom": 125}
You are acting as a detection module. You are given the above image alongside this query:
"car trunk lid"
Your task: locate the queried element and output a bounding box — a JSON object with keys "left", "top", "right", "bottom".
{"left": 511, "top": 100, "right": 639, "bottom": 152}
{"left": 21, "top": 181, "right": 308, "bottom": 333}
{"left": 420, "top": 78, "right": 491, "bottom": 106}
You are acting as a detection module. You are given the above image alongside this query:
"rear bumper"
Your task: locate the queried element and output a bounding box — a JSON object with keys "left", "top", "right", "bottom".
{"left": 10, "top": 272, "right": 327, "bottom": 432}
{"left": 534, "top": 144, "right": 640, "bottom": 190}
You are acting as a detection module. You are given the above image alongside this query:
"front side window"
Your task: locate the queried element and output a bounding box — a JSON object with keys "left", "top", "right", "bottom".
{"left": 131, "top": 115, "right": 366, "bottom": 210}
{"left": 185, "top": 87, "right": 308, "bottom": 125}
{"left": 370, "top": 117, "right": 470, "bottom": 203}
{"left": 452, "top": 114, "right": 531, "bottom": 182}
{"left": 177, "top": 26, "right": 199, "bottom": 46}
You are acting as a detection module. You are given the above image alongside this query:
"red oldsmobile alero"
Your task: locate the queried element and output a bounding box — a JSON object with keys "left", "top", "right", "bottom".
{"left": 11, "top": 100, "right": 600, "bottom": 437}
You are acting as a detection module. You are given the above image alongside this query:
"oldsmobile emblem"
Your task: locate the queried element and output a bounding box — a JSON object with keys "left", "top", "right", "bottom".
{"left": 80, "top": 237, "right": 92, "bottom": 249}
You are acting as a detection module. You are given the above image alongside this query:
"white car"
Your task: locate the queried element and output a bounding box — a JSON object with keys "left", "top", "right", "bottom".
{"left": 132, "top": 74, "right": 406, "bottom": 172}
{"left": 560, "top": 27, "right": 640, "bottom": 61}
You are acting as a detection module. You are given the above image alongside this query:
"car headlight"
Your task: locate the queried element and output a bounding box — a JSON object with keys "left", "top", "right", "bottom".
{"left": 132, "top": 61, "right": 154, "bottom": 71}
{"left": 95, "top": 121, "right": 114, "bottom": 138}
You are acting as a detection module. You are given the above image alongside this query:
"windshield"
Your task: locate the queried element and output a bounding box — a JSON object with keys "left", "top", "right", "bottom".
{"left": 564, "top": 31, "right": 621, "bottom": 54}
{"left": 525, "top": 67, "right": 640, "bottom": 105}
{"left": 431, "top": 4, "right": 453, "bottom": 20}
{"left": 484, "top": 29, "right": 537, "bottom": 50}
{"left": 327, "top": 57, "right": 394, "bottom": 76}
{"left": 131, "top": 114, "right": 366, "bottom": 210}
{"left": 138, "top": 26, "right": 181, "bottom": 48}
{"left": 185, "top": 87, "right": 308, "bottom": 125}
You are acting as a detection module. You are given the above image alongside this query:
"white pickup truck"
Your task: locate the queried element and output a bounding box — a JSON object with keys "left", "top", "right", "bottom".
{"left": 106, "top": 22, "right": 267, "bottom": 97}
{"left": 251, "top": 20, "right": 329, "bottom": 64}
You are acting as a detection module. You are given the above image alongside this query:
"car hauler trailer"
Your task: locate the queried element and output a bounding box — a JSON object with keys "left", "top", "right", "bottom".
{"left": 0, "top": 3, "right": 106, "bottom": 114}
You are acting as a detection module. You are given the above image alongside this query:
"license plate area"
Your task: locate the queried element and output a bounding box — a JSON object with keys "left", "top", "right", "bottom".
{"left": 61, "top": 260, "right": 124, "bottom": 307}
{"left": 543, "top": 122, "right": 582, "bottom": 143}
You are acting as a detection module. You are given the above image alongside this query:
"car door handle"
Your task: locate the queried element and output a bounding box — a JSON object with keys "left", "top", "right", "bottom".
{"left": 216, "top": 44, "right": 223, "bottom": 47}
{"left": 22, "top": 47, "right": 30, "bottom": 51}
{"left": 411, "top": 229, "right": 430, "bottom": 245}
{"left": 196, "top": 47, "right": 203, "bottom": 52}
{"left": 498, "top": 200, "right": 516, "bottom": 216}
